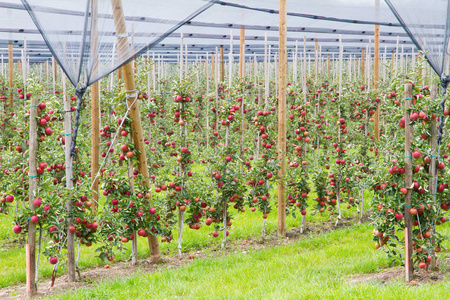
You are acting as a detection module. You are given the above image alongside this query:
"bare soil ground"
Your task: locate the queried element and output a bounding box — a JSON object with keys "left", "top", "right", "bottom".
{"left": 347, "top": 258, "right": 450, "bottom": 286}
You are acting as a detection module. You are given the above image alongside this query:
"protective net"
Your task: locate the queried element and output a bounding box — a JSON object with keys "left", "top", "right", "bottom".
{"left": 384, "top": 0, "right": 450, "bottom": 147}
{"left": 5, "top": 0, "right": 426, "bottom": 154}
{"left": 385, "top": 0, "right": 449, "bottom": 77}
{"left": 20, "top": 0, "right": 214, "bottom": 156}
{"left": 0, "top": 0, "right": 412, "bottom": 64}
{"left": 21, "top": 0, "right": 214, "bottom": 87}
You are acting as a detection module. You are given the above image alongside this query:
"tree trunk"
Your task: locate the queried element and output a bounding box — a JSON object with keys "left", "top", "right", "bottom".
{"left": 277, "top": 0, "right": 287, "bottom": 237}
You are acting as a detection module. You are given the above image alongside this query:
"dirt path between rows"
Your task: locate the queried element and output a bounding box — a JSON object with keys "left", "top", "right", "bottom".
{"left": 347, "top": 257, "right": 450, "bottom": 286}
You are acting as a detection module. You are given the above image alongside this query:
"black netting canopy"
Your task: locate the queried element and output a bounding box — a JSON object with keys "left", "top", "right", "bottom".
{"left": 386, "top": 0, "right": 450, "bottom": 77}
{"left": 2, "top": 0, "right": 449, "bottom": 121}
{"left": 0, "top": 0, "right": 414, "bottom": 67}
{"left": 0, "top": 0, "right": 449, "bottom": 93}
{"left": 20, "top": 0, "right": 214, "bottom": 87}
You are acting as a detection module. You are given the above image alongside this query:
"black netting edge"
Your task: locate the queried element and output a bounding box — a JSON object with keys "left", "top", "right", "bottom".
{"left": 22, "top": 0, "right": 216, "bottom": 157}
{"left": 76, "top": 0, "right": 91, "bottom": 86}
{"left": 85, "top": 0, "right": 216, "bottom": 86}
{"left": 214, "top": 0, "right": 401, "bottom": 28}
{"left": 440, "top": 1, "right": 450, "bottom": 73}
{"left": 21, "top": 0, "right": 78, "bottom": 87}
{"left": 384, "top": 0, "right": 440, "bottom": 76}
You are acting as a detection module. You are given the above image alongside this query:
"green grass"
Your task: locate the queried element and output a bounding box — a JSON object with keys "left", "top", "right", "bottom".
{"left": 2, "top": 185, "right": 450, "bottom": 299}
{"left": 0, "top": 213, "right": 14, "bottom": 240}
{"left": 0, "top": 152, "right": 375, "bottom": 288}
{"left": 0, "top": 189, "right": 369, "bottom": 289}
{"left": 52, "top": 223, "right": 450, "bottom": 300}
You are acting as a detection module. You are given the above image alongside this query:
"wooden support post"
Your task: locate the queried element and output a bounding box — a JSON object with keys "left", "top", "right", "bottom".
{"left": 293, "top": 41, "right": 298, "bottom": 84}
{"left": 52, "top": 57, "right": 57, "bottom": 94}
{"left": 145, "top": 53, "right": 149, "bottom": 100}
{"left": 8, "top": 41, "right": 13, "bottom": 108}
{"left": 221, "top": 124, "right": 230, "bottom": 249}
{"left": 228, "top": 31, "right": 233, "bottom": 87}
{"left": 152, "top": 53, "right": 156, "bottom": 91}
{"left": 303, "top": 37, "right": 307, "bottom": 104}
{"left": 314, "top": 40, "right": 318, "bottom": 84}
{"left": 256, "top": 88, "right": 263, "bottom": 157}
{"left": 215, "top": 48, "right": 219, "bottom": 127}
{"left": 327, "top": 55, "right": 330, "bottom": 74}
{"left": 206, "top": 52, "right": 209, "bottom": 148}
{"left": 220, "top": 45, "right": 224, "bottom": 82}
{"left": 335, "top": 36, "right": 344, "bottom": 225}
{"left": 418, "top": 52, "right": 423, "bottom": 76}
{"left": 22, "top": 40, "right": 27, "bottom": 99}
{"left": 374, "top": 24, "right": 380, "bottom": 140}
{"left": 264, "top": 33, "right": 268, "bottom": 105}
{"left": 401, "top": 45, "right": 404, "bottom": 73}
{"left": 361, "top": 49, "right": 365, "bottom": 81}
{"left": 253, "top": 53, "right": 257, "bottom": 84}
{"left": 275, "top": 53, "right": 278, "bottom": 96}
{"left": 277, "top": 0, "right": 287, "bottom": 236}
{"left": 356, "top": 57, "right": 359, "bottom": 78}
{"left": 1, "top": 54, "right": 3, "bottom": 78}
{"left": 45, "top": 61, "right": 49, "bottom": 87}
{"left": 366, "top": 43, "right": 371, "bottom": 90}
{"left": 179, "top": 32, "right": 184, "bottom": 81}
{"left": 27, "top": 95, "right": 38, "bottom": 297}
{"left": 392, "top": 51, "right": 395, "bottom": 73}
{"left": 111, "top": 0, "right": 160, "bottom": 263}
{"left": 404, "top": 83, "right": 414, "bottom": 282}
{"left": 211, "top": 53, "right": 215, "bottom": 79}
{"left": 239, "top": 27, "right": 245, "bottom": 80}
{"left": 26, "top": 244, "right": 31, "bottom": 296}
{"left": 239, "top": 27, "right": 245, "bottom": 166}
{"left": 185, "top": 43, "right": 188, "bottom": 75}
{"left": 348, "top": 54, "right": 352, "bottom": 81}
